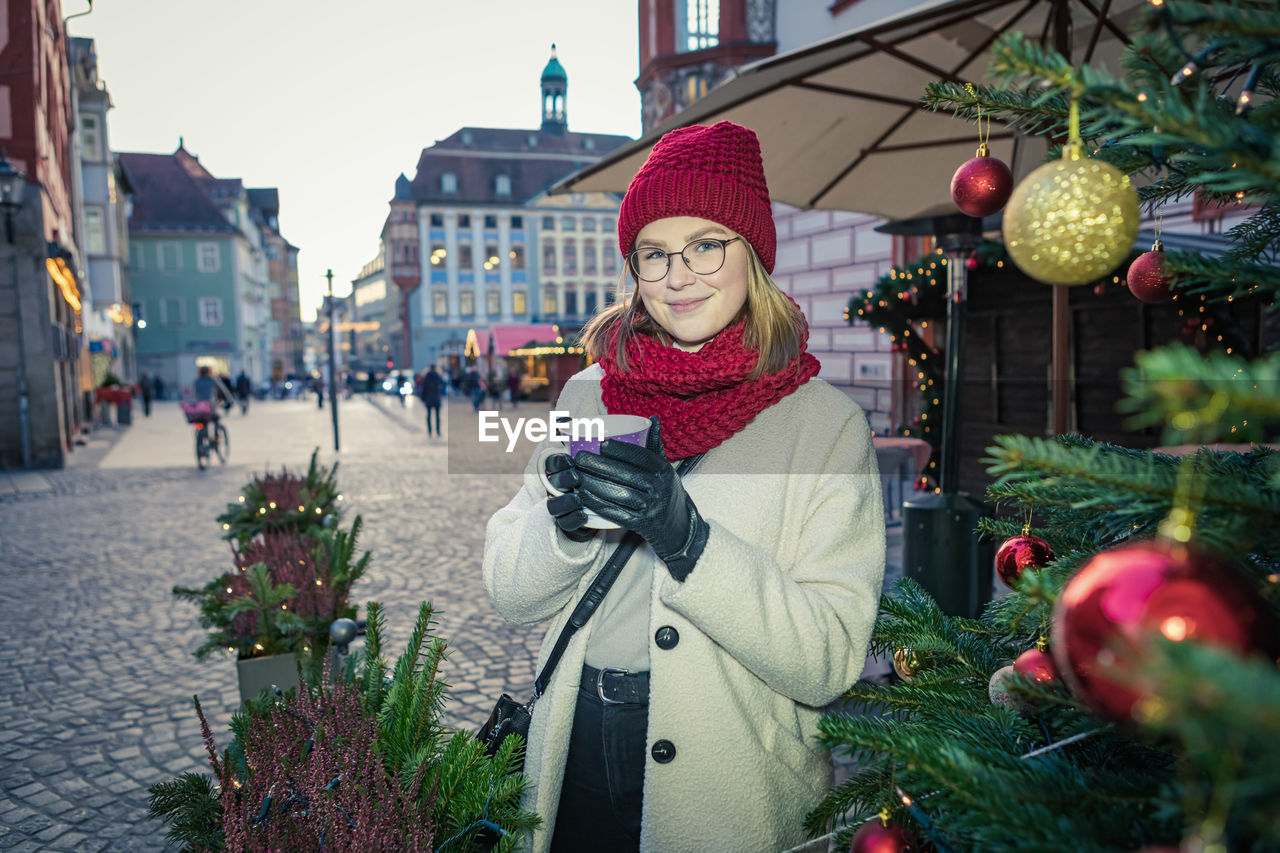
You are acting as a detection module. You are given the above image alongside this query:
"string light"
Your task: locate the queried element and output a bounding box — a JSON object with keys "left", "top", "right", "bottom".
{"left": 1137, "top": 92, "right": 1148, "bottom": 102}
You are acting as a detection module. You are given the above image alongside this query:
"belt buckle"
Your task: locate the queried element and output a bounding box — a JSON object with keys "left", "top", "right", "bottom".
{"left": 596, "top": 666, "right": 628, "bottom": 705}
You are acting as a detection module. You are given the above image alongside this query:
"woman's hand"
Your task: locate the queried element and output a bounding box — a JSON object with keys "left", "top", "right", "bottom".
{"left": 543, "top": 453, "right": 595, "bottom": 542}
{"left": 572, "top": 417, "right": 709, "bottom": 580}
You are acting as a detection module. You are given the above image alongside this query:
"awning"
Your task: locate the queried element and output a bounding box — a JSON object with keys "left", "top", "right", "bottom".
{"left": 549, "top": 0, "right": 1140, "bottom": 220}
{"left": 490, "top": 324, "right": 561, "bottom": 356}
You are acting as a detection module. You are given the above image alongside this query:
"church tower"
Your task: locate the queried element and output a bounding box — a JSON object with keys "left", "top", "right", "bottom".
{"left": 540, "top": 44, "right": 568, "bottom": 135}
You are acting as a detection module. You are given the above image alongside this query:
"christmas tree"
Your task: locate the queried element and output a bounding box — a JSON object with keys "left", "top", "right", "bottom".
{"left": 812, "top": 3, "right": 1280, "bottom": 851}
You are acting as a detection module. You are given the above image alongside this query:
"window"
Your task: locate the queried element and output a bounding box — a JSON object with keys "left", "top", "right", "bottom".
{"left": 583, "top": 137, "right": 596, "bottom": 151}
{"left": 603, "top": 240, "right": 618, "bottom": 275}
{"left": 433, "top": 291, "right": 448, "bottom": 318}
{"left": 513, "top": 292, "right": 527, "bottom": 315}
{"left": 604, "top": 290, "right": 617, "bottom": 306}
{"left": 441, "top": 173, "right": 457, "bottom": 194}
{"left": 543, "top": 290, "right": 557, "bottom": 316}
{"left": 84, "top": 207, "right": 106, "bottom": 254}
{"left": 80, "top": 115, "right": 102, "bottom": 160}
{"left": 158, "top": 242, "right": 182, "bottom": 272}
{"left": 198, "top": 297, "right": 223, "bottom": 326}
{"left": 561, "top": 216, "right": 577, "bottom": 232}
{"left": 527, "top": 133, "right": 539, "bottom": 147}
{"left": 487, "top": 291, "right": 500, "bottom": 315}
{"left": 430, "top": 244, "right": 446, "bottom": 266}
{"left": 511, "top": 215, "right": 523, "bottom": 229}
{"left": 495, "top": 175, "right": 511, "bottom": 196}
{"left": 680, "top": 0, "right": 720, "bottom": 52}
{"left": 430, "top": 213, "right": 443, "bottom": 227}
{"left": 564, "top": 290, "right": 578, "bottom": 316}
{"left": 484, "top": 214, "right": 498, "bottom": 229}
{"left": 602, "top": 217, "right": 615, "bottom": 232}
{"left": 509, "top": 245, "right": 525, "bottom": 270}
{"left": 542, "top": 216, "right": 555, "bottom": 230}
{"left": 130, "top": 242, "right": 144, "bottom": 270}
{"left": 563, "top": 243, "right": 577, "bottom": 275}
{"left": 197, "top": 242, "right": 220, "bottom": 273}
{"left": 582, "top": 218, "right": 597, "bottom": 232}
{"left": 160, "top": 297, "right": 184, "bottom": 326}
{"left": 483, "top": 244, "right": 500, "bottom": 271}
{"left": 542, "top": 241, "right": 556, "bottom": 274}
{"left": 585, "top": 292, "right": 598, "bottom": 315}
{"left": 583, "top": 239, "right": 597, "bottom": 275}
{"left": 460, "top": 292, "right": 475, "bottom": 315}
{"left": 458, "top": 214, "right": 471, "bottom": 229}
{"left": 458, "top": 243, "right": 473, "bottom": 268}
{"left": 266, "top": 243, "right": 281, "bottom": 261}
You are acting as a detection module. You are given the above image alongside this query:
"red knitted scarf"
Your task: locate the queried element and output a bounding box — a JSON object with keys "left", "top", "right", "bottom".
{"left": 599, "top": 312, "right": 821, "bottom": 460}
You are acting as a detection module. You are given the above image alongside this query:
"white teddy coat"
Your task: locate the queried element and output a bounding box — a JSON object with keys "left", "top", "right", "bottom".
{"left": 482, "top": 364, "right": 885, "bottom": 853}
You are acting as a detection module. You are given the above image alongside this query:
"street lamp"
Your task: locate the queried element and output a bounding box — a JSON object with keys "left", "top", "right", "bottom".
{"left": 0, "top": 150, "right": 31, "bottom": 468}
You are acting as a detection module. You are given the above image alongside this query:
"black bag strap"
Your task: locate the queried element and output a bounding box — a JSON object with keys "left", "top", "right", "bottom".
{"left": 533, "top": 452, "right": 704, "bottom": 698}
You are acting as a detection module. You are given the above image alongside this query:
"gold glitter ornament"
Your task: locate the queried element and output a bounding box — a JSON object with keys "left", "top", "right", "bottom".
{"left": 893, "top": 648, "right": 920, "bottom": 681}
{"left": 1002, "top": 97, "right": 1139, "bottom": 285}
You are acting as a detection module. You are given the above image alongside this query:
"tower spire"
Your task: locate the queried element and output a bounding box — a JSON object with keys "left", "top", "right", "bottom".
{"left": 540, "top": 44, "right": 568, "bottom": 135}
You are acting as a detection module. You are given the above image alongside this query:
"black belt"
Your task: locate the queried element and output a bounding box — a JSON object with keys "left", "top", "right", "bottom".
{"left": 581, "top": 664, "right": 650, "bottom": 706}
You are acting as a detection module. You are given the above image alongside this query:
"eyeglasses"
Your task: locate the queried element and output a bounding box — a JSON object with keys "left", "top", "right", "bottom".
{"left": 627, "top": 237, "right": 741, "bottom": 282}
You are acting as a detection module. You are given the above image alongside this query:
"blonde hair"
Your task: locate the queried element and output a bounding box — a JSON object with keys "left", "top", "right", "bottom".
{"left": 580, "top": 241, "right": 805, "bottom": 380}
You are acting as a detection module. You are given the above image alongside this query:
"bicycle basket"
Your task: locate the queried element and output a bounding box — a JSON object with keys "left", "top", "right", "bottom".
{"left": 180, "top": 401, "right": 214, "bottom": 424}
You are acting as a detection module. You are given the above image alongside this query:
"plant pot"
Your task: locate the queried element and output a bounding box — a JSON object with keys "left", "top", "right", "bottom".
{"left": 236, "top": 653, "right": 301, "bottom": 705}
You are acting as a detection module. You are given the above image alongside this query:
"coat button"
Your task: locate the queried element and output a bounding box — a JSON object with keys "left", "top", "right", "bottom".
{"left": 654, "top": 626, "right": 679, "bottom": 650}
{"left": 650, "top": 739, "right": 676, "bottom": 763}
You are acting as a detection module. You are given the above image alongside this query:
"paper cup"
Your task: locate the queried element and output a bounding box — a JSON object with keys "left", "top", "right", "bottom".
{"left": 538, "top": 414, "right": 651, "bottom": 529}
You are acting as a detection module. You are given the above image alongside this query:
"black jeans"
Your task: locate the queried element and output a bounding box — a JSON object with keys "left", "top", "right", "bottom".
{"left": 550, "top": 679, "right": 648, "bottom": 852}
{"left": 424, "top": 404, "right": 441, "bottom": 435}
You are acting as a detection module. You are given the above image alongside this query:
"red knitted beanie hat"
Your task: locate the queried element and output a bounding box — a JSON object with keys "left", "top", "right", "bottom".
{"left": 617, "top": 121, "right": 776, "bottom": 274}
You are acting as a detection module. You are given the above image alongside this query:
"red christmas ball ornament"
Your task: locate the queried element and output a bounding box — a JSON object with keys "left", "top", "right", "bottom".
{"left": 951, "top": 144, "right": 1014, "bottom": 218}
{"left": 1093, "top": 283, "right": 1108, "bottom": 296}
{"left": 965, "top": 256, "right": 980, "bottom": 271}
{"left": 994, "top": 533, "right": 1055, "bottom": 586}
{"left": 1013, "top": 648, "right": 1058, "bottom": 684}
{"left": 1126, "top": 240, "right": 1173, "bottom": 303}
{"left": 1051, "top": 539, "right": 1280, "bottom": 723}
{"left": 850, "top": 817, "right": 917, "bottom": 853}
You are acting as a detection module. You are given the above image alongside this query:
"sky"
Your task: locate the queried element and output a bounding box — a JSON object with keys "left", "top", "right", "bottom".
{"left": 68, "top": 0, "right": 643, "bottom": 321}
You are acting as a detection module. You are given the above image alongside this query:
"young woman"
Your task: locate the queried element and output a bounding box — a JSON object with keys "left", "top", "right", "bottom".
{"left": 483, "top": 121, "right": 885, "bottom": 853}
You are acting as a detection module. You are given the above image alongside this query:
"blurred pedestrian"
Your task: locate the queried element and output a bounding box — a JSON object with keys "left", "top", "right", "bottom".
{"left": 487, "top": 371, "right": 503, "bottom": 411}
{"left": 313, "top": 375, "right": 324, "bottom": 409}
{"left": 507, "top": 368, "right": 520, "bottom": 409}
{"left": 153, "top": 374, "right": 165, "bottom": 401}
{"left": 418, "top": 364, "right": 443, "bottom": 437}
{"left": 138, "top": 371, "right": 153, "bottom": 417}
{"left": 235, "top": 370, "right": 252, "bottom": 415}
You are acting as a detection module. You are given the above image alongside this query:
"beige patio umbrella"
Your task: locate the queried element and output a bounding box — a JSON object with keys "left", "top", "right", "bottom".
{"left": 552, "top": 0, "right": 1145, "bottom": 437}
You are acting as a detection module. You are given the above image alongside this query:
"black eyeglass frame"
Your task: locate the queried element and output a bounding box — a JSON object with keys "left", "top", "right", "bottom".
{"left": 626, "top": 236, "right": 742, "bottom": 282}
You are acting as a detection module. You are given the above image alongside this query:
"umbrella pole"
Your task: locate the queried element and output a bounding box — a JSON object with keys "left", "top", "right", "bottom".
{"left": 1051, "top": 286, "right": 1070, "bottom": 434}
{"left": 940, "top": 247, "right": 968, "bottom": 494}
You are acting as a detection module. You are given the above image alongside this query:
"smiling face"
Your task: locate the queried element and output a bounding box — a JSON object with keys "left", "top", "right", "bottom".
{"left": 632, "top": 216, "right": 750, "bottom": 352}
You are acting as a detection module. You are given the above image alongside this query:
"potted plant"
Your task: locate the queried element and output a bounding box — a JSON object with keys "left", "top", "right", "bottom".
{"left": 95, "top": 373, "right": 134, "bottom": 425}
{"left": 148, "top": 602, "right": 539, "bottom": 852}
{"left": 175, "top": 452, "right": 368, "bottom": 704}
{"left": 216, "top": 450, "right": 342, "bottom": 548}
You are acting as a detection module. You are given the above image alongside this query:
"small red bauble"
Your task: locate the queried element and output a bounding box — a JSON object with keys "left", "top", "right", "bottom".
{"left": 995, "top": 534, "right": 1054, "bottom": 586}
{"left": 1126, "top": 240, "right": 1173, "bottom": 303}
{"left": 850, "top": 818, "right": 916, "bottom": 853}
{"left": 1013, "top": 648, "right": 1057, "bottom": 684}
{"left": 951, "top": 146, "right": 1014, "bottom": 218}
{"left": 965, "top": 256, "right": 979, "bottom": 271}
{"left": 1051, "top": 539, "right": 1280, "bottom": 723}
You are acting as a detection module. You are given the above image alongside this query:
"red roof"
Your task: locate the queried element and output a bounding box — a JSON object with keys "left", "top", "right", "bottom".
{"left": 491, "top": 324, "right": 560, "bottom": 355}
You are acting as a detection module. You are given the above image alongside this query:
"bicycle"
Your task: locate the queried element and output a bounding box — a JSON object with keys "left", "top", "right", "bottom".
{"left": 181, "top": 401, "right": 231, "bottom": 469}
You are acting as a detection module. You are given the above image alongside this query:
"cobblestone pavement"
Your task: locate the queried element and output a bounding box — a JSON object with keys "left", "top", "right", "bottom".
{"left": 0, "top": 394, "right": 901, "bottom": 852}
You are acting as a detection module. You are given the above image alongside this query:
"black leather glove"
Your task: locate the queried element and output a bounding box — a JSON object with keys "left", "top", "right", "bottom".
{"left": 543, "top": 452, "right": 594, "bottom": 542}
{"left": 572, "top": 417, "right": 708, "bottom": 581}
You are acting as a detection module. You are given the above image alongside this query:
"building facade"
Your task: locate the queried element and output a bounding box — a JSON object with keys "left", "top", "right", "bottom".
{"left": 349, "top": 249, "right": 396, "bottom": 374}
{"left": 387, "top": 47, "right": 632, "bottom": 376}
{"left": 251, "top": 188, "right": 304, "bottom": 381}
{"left": 69, "top": 37, "right": 136, "bottom": 397}
{"left": 0, "top": 0, "right": 88, "bottom": 469}
{"left": 120, "top": 145, "right": 289, "bottom": 396}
